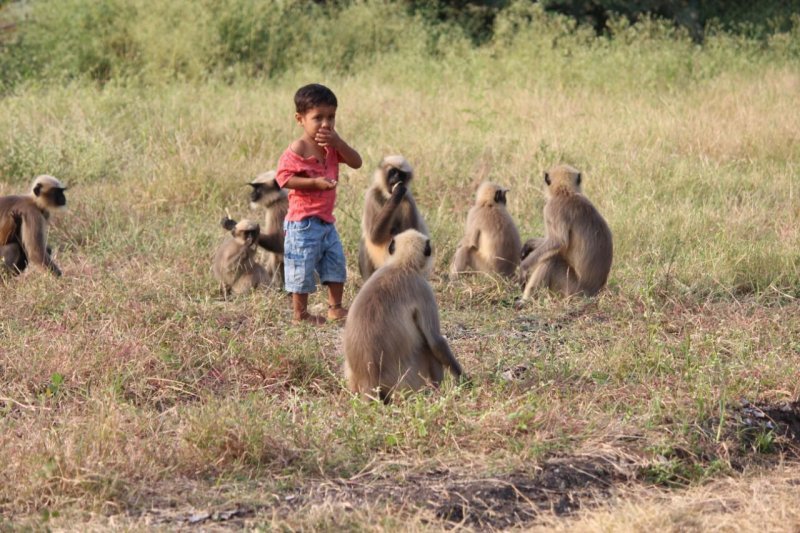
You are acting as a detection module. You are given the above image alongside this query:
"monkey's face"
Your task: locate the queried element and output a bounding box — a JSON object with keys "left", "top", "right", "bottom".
{"left": 493, "top": 189, "right": 507, "bottom": 205}
{"left": 38, "top": 186, "right": 67, "bottom": 209}
{"left": 238, "top": 228, "right": 259, "bottom": 248}
{"left": 51, "top": 188, "right": 67, "bottom": 208}
{"left": 385, "top": 167, "right": 411, "bottom": 191}
{"left": 249, "top": 182, "right": 279, "bottom": 204}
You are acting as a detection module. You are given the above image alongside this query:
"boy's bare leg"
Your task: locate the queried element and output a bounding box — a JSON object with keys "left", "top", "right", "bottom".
{"left": 326, "top": 282, "right": 348, "bottom": 321}
{"left": 292, "top": 292, "right": 326, "bottom": 325}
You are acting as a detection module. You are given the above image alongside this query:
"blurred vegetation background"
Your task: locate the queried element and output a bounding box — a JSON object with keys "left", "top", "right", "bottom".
{"left": 1, "top": 0, "right": 799, "bottom": 89}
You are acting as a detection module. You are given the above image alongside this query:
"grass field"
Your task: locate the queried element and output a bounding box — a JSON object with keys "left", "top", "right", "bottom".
{"left": 1, "top": 1, "right": 799, "bottom": 530}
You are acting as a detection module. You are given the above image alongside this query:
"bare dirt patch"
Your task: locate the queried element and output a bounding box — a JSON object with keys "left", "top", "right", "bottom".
{"left": 128, "top": 455, "right": 637, "bottom": 529}
{"left": 272, "top": 455, "right": 636, "bottom": 529}
{"left": 728, "top": 400, "right": 800, "bottom": 453}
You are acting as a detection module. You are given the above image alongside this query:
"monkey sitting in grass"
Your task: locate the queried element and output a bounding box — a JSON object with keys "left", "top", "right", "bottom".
{"left": 0, "top": 175, "right": 67, "bottom": 277}
{"left": 520, "top": 165, "right": 612, "bottom": 299}
{"left": 344, "top": 229, "right": 463, "bottom": 403}
{"left": 212, "top": 217, "right": 282, "bottom": 297}
{"left": 450, "top": 181, "right": 522, "bottom": 279}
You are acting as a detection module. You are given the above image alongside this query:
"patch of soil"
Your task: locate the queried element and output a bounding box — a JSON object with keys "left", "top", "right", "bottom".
{"left": 736, "top": 400, "right": 800, "bottom": 445}
{"left": 278, "top": 455, "right": 635, "bottom": 529}
{"left": 713, "top": 400, "right": 800, "bottom": 460}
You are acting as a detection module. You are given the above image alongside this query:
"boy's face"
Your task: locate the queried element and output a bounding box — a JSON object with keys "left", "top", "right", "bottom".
{"left": 296, "top": 105, "right": 336, "bottom": 143}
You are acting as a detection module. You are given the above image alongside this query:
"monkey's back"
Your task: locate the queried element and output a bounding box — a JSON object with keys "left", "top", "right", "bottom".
{"left": 547, "top": 193, "right": 612, "bottom": 293}
{"left": 263, "top": 198, "right": 288, "bottom": 235}
{"left": 343, "top": 266, "right": 440, "bottom": 397}
{"left": 213, "top": 237, "right": 262, "bottom": 290}
{"left": 262, "top": 197, "right": 288, "bottom": 280}
{"left": 469, "top": 204, "right": 521, "bottom": 276}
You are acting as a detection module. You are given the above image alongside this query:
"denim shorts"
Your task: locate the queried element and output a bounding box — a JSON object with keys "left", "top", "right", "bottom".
{"left": 283, "top": 217, "right": 347, "bottom": 294}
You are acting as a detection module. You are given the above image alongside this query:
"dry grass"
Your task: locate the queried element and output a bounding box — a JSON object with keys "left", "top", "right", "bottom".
{"left": 1, "top": 25, "right": 799, "bottom": 530}
{"left": 536, "top": 463, "right": 800, "bottom": 532}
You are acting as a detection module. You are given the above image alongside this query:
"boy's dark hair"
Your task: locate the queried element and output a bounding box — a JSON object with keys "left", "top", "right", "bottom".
{"left": 294, "top": 84, "right": 338, "bottom": 114}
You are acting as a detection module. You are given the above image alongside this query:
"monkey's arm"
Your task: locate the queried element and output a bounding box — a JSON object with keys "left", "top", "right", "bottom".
{"left": 450, "top": 227, "right": 480, "bottom": 275}
{"left": 520, "top": 237, "right": 545, "bottom": 260}
{"left": 256, "top": 232, "right": 284, "bottom": 254}
{"left": 414, "top": 307, "right": 464, "bottom": 378}
{"left": 519, "top": 213, "right": 568, "bottom": 270}
{"left": 519, "top": 237, "right": 561, "bottom": 272}
{"left": 20, "top": 211, "right": 61, "bottom": 276}
{"left": 367, "top": 183, "right": 406, "bottom": 244}
{"left": 465, "top": 227, "right": 480, "bottom": 250}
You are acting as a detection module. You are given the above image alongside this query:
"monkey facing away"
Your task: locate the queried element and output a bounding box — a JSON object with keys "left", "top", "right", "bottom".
{"left": 0, "top": 175, "right": 67, "bottom": 277}
{"left": 344, "top": 229, "right": 463, "bottom": 402}
{"left": 450, "top": 181, "right": 522, "bottom": 278}
{"left": 248, "top": 170, "right": 288, "bottom": 286}
{"left": 358, "top": 155, "right": 428, "bottom": 280}
{"left": 212, "top": 217, "right": 276, "bottom": 297}
{"left": 519, "top": 164, "right": 613, "bottom": 299}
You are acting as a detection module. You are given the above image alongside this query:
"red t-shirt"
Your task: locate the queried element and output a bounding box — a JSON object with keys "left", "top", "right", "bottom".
{"left": 275, "top": 146, "right": 342, "bottom": 223}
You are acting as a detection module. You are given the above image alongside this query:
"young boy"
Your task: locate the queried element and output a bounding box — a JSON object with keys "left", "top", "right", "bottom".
{"left": 276, "top": 83, "right": 362, "bottom": 325}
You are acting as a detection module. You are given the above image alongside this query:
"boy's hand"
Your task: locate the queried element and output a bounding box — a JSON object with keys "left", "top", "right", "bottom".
{"left": 315, "top": 126, "right": 342, "bottom": 150}
{"left": 314, "top": 177, "right": 337, "bottom": 190}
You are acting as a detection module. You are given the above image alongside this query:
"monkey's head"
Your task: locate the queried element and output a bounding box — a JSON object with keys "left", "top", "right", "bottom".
{"left": 476, "top": 181, "right": 509, "bottom": 207}
{"left": 543, "top": 165, "right": 582, "bottom": 199}
{"left": 386, "top": 229, "right": 433, "bottom": 276}
{"left": 248, "top": 170, "right": 287, "bottom": 209}
{"left": 222, "top": 217, "right": 260, "bottom": 248}
{"left": 31, "top": 175, "right": 67, "bottom": 211}
{"left": 375, "top": 155, "right": 413, "bottom": 196}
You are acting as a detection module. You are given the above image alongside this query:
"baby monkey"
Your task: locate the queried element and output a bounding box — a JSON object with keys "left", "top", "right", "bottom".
{"left": 212, "top": 217, "right": 280, "bottom": 297}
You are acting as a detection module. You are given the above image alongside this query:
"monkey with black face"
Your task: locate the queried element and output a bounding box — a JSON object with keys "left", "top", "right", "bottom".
{"left": 0, "top": 175, "right": 67, "bottom": 277}
{"left": 450, "top": 181, "right": 522, "bottom": 278}
{"left": 248, "top": 170, "right": 288, "bottom": 285}
{"left": 212, "top": 217, "right": 275, "bottom": 297}
{"left": 344, "top": 229, "right": 463, "bottom": 403}
{"left": 520, "top": 165, "right": 612, "bottom": 299}
{"left": 358, "top": 155, "right": 428, "bottom": 280}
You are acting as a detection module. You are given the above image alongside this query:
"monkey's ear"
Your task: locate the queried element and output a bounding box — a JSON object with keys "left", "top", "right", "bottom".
{"left": 388, "top": 239, "right": 396, "bottom": 255}
{"left": 424, "top": 240, "right": 432, "bottom": 257}
{"left": 544, "top": 172, "right": 551, "bottom": 186}
{"left": 576, "top": 173, "right": 582, "bottom": 186}
{"left": 33, "top": 184, "right": 43, "bottom": 197}
{"left": 221, "top": 217, "right": 237, "bottom": 231}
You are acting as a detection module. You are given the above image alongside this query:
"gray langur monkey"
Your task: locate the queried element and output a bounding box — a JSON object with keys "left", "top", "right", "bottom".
{"left": 450, "top": 181, "right": 522, "bottom": 278}
{"left": 212, "top": 217, "right": 277, "bottom": 297}
{"left": 519, "top": 164, "right": 613, "bottom": 299}
{"left": 344, "top": 229, "right": 463, "bottom": 403}
{"left": 358, "top": 155, "right": 428, "bottom": 280}
{"left": 0, "top": 175, "right": 67, "bottom": 277}
{"left": 248, "top": 170, "right": 288, "bottom": 286}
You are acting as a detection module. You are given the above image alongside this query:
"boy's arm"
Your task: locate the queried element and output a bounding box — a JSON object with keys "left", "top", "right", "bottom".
{"left": 282, "top": 176, "right": 336, "bottom": 190}
{"left": 334, "top": 140, "right": 362, "bottom": 170}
